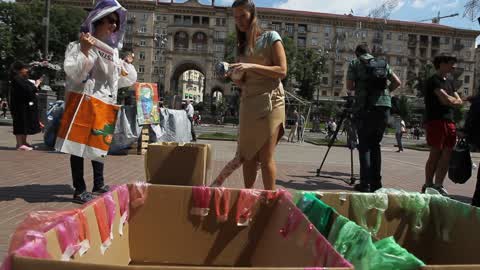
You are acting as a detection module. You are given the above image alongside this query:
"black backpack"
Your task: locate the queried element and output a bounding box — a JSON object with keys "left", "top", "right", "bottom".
{"left": 364, "top": 58, "right": 388, "bottom": 91}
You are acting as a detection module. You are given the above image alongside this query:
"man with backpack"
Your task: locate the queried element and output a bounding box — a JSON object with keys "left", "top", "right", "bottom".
{"left": 347, "top": 44, "right": 401, "bottom": 192}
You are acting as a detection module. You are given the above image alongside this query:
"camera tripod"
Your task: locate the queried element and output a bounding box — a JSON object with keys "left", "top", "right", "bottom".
{"left": 316, "top": 97, "right": 358, "bottom": 186}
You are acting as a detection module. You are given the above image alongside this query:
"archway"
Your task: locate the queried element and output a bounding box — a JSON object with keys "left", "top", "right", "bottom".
{"left": 169, "top": 62, "right": 206, "bottom": 109}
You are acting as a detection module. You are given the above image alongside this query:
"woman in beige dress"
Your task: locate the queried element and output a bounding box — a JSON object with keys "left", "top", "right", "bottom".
{"left": 224, "top": 0, "right": 286, "bottom": 190}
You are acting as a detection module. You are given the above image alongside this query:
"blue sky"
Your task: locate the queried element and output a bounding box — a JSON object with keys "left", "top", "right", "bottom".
{"left": 193, "top": 0, "right": 480, "bottom": 32}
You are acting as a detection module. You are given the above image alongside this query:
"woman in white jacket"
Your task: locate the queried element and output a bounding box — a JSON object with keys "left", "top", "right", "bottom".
{"left": 63, "top": 0, "right": 137, "bottom": 204}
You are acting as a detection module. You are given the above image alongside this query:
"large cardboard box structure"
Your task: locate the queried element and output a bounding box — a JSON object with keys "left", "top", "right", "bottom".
{"left": 145, "top": 143, "right": 212, "bottom": 186}
{"left": 312, "top": 192, "right": 480, "bottom": 269}
{"left": 11, "top": 185, "right": 351, "bottom": 270}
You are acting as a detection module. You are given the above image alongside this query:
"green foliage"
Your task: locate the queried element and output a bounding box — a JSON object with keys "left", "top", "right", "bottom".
{"left": 0, "top": 1, "right": 86, "bottom": 80}
{"left": 293, "top": 48, "right": 329, "bottom": 100}
{"left": 319, "top": 102, "right": 341, "bottom": 119}
{"left": 406, "top": 63, "right": 435, "bottom": 97}
{"left": 398, "top": 95, "right": 412, "bottom": 122}
{"left": 224, "top": 32, "right": 236, "bottom": 63}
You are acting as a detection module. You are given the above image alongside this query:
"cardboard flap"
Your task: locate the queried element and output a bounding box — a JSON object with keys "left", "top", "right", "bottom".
{"left": 145, "top": 143, "right": 211, "bottom": 186}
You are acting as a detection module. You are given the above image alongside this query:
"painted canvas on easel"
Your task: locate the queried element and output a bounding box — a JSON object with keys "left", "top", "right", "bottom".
{"left": 135, "top": 82, "right": 160, "bottom": 125}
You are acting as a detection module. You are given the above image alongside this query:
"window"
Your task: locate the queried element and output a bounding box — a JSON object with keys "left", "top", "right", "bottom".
{"left": 322, "top": 91, "right": 327, "bottom": 96}
{"left": 203, "top": 17, "right": 210, "bottom": 25}
{"left": 214, "top": 44, "right": 224, "bottom": 52}
{"left": 138, "top": 65, "right": 145, "bottom": 73}
{"left": 153, "top": 67, "right": 159, "bottom": 74}
{"left": 398, "top": 34, "right": 403, "bottom": 41}
{"left": 298, "top": 24, "right": 307, "bottom": 34}
{"left": 139, "top": 52, "right": 145, "bottom": 60}
{"left": 465, "top": 75, "right": 471, "bottom": 84}
{"left": 464, "top": 39, "right": 473, "bottom": 48}
{"left": 310, "top": 25, "right": 319, "bottom": 33}
{"left": 396, "top": 56, "right": 402, "bottom": 65}
{"left": 143, "top": 14, "right": 148, "bottom": 20}
{"left": 443, "top": 37, "right": 450, "bottom": 44}
{"left": 163, "top": 16, "right": 167, "bottom": 21}
{"left": 156, "top": 15, "right": 161, "bottom": 21}
{"left": 464, "top": 87, "right": 469, "bottom": 96}
{"left": 184, "top": 16, "right": 192, "bottom": 25}
{"left": 322, "top": 77, "right": 328, "bottom": 85}
{"left": 174, "top": 15, "right": 182, "bottom": 24}
{"left": 285, "top": 24, "right": 294, "bottom": 34}
{"left": 272, "top": 22, "right": 281, "bottom": 32}
{"left": 311, "top": 37, "right": 318, "bottom": 46}
{"left": 386, "top": 32, "right": 392, "bottom": 40}
{"left": 215, "top": 31, "right": 226, "bottom": 40}
{"left": 260, "top": 20, "right": 268, "bottom": 29}
{"left": 334, "top": 92, "right": 340, "bottom": 97}
{"left": 297, "top": 37, "right": 306, "bottom": 47}
{"left": 324, "top": 26, "right": 331, "bottom": 37}
{"left": 140, "top": 40, "right": 146, "bottom": 46}
{"left": 139, "top": 25, "right": 147, "bottom": 33}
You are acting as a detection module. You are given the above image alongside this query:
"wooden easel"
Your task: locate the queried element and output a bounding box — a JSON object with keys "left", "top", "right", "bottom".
{"left": 128, "top": 125, "right": 149, "bottom": 155}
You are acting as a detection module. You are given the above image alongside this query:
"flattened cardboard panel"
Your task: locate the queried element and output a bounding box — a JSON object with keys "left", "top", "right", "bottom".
{"left": 43, "top": 191, "right": 130, "bottom": 266}
{"left": 13, "top": 256, "right": 329, "bottom": 270}
{"left": 427, "top": 201, "right": 480, "bottom": 265}
{"left": 252, "top": 197, "right": 349, "bottom": 268}
{"left": 145, "top": 143, "right": 208, "bottom": 186}
{"left": 317, "top": 192, "right": 480, "bottom": 267}
{"left": 128, "top": 185, "right": 271, "bottom": 266}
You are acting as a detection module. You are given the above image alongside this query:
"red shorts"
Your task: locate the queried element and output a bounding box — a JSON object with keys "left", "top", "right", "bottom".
{"left": 425, "top": 120, "right": 456, "bottom": 149}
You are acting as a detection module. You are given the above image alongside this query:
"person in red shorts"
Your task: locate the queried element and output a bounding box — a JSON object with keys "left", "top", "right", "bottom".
{"left": 422, "top": 54, "right": 463, "bottom": 196}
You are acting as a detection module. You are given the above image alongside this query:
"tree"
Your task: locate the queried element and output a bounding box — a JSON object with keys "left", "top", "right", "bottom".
{"left": 397, "top": 95, "right": 412, "bottom": 122}
{"left": 406, "top": 63, "right": 435, "bottom": 97}
{"left": 293, "top": 48, "right": 329, "bottom": 100}
{"left": 224, "top": 32, "right": 236, "bottom": 64}
{"left": 0, "top": 1, "right": 86, "bottom": 81}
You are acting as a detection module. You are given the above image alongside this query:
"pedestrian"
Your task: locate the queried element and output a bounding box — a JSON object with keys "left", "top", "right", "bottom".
{"left": 461, "top": 95, "right": 480, "bottom": 206}
{"left": 221, "top": 0, "right": 287, "bottom": 190}
{"left": 1, "top": 99, "right": 8, "bottom": 119}
{"left": 287, "top": 110, "right": 298, "bottom": 142}
{"left": 422, "top": 54, "right": 463, "bottom": 196}
{"left": 63, "top": 0, "right": 137, "bottom": 203}
{"left": 347, "top": 44, "right": 401, "bottom": 192}
{"left": 185, "top": 99, "right": 196, "bottom": 141}
{"left": 297, "top": 112, "right": 305, "bottom": 142}
{"left": 9, "top": 61, "right": 42, "bottom": 151}
{"left": 393, "top": 114, "right": 405, "bottom": 152}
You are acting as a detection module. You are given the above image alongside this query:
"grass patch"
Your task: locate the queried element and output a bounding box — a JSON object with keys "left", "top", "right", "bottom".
{"left": 198, "top": 132, "right": 237, "bottom": 141}
{"left": 404, "top": 143, "right": 430, "bottom": 151}
{"left": 306, "top": 138, "right": 347, "bottom": 147}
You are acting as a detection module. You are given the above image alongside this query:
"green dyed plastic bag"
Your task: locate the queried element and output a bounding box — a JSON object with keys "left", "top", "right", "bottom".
{"left": 350, "top": 193, "right": 388, "bottom": 236}
{"left": 331, "top": 218, "right": 425, "bottom": 270}
{"left": 430, "top": 195, "right": 472, "bottom": 242}
{"left": 297, "top": 193, "right": 334, "bottom": 236}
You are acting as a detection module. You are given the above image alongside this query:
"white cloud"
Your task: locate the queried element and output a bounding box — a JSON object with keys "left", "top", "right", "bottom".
{"left": 411, "top": 0, "right": 428, "bottom": 8}
{"left": 275, "top": 0, "right": 379, "bottom": 16}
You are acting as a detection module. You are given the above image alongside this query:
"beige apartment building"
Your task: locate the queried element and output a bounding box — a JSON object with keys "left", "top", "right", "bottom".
{"left": 21, "top": 0, "right": 480, "bottom": 104}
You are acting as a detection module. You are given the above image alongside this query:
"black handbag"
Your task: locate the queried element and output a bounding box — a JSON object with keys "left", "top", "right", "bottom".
{"left": 448, "top": 139, "right": 472, "bottom": 184}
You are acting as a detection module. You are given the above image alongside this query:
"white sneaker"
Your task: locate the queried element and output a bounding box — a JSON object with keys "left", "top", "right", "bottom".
{"left": 433, "top": 184, "right": 449, "bottom": 196}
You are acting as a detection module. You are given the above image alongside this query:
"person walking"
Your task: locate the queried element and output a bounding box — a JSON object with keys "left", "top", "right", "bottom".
{"left": 221, "top": 0, "right": 287, "bottom": 190}
{"left": 393, "top": 114, "right": 405, "bottom": 152}
{"left": 63, "top": 0, "right": 137, "bottom": 203}
{"left": 297, "top": 112, "right": 305, "bottom": 142}
{"left": 185, "top": 99, "right": 196, "bottom": 142}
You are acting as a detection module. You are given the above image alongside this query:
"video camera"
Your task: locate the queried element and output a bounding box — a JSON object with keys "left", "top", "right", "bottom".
{"left": 341, "top": 95, "right": 356, "bottom": 111}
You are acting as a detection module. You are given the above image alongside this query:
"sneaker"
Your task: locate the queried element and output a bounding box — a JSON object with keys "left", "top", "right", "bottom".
{"left": 432, "top": 184, "right": 449, "bottom": 196}
{"left": 17, "top": 145, "right": 33, "bottom": 151}
{"left": 92, "top": 185, "right": 110, "bottom": 195}
{"left": 354, "top": 183, "right": 371, "bottom": 193}
{"left": 421, "top": 183, "right": 434, "bottom": 193}
{"left": 73, "top": 191, "right": 95, "bottom": 204}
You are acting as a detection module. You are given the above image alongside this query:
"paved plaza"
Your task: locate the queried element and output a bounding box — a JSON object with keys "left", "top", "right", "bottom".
{"left": 0, "top": 124, "right": 479, "bottom": 261}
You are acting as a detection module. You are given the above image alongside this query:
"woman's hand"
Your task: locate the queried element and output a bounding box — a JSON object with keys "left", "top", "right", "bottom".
{"left": 229, "top": 63, "right": 256, "bottom": 73}
{"left": 79, "top": 32, "right": 95, "bottom": 57}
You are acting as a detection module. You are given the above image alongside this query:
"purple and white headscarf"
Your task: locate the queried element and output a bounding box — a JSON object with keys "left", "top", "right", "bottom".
{"left": 80, "top": 0, "right": 127, "bottom": 49}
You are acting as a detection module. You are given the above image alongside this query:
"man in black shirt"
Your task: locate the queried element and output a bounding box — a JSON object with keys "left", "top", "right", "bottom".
{"left": 423, "top": 54, "right": 463, "bottom": 196}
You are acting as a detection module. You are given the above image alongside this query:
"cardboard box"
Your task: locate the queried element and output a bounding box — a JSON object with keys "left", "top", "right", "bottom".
{"left": 311, "top": 192, "right": 480, "bottom": 269}
{"left": 11, "top": 185, "right": 352, "bottom": 269}
{"left": 145, "top": 143, "right": 212, "bottom": 186}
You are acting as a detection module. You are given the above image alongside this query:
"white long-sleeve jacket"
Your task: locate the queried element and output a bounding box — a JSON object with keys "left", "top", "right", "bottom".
{"left": 64, "top": 41, "right": 137, "bottom": 104}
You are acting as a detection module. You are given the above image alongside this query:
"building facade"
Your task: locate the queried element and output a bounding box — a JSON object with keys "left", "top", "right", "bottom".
{"left": 22, "top": 0, "right": 480, "bottom": 103}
